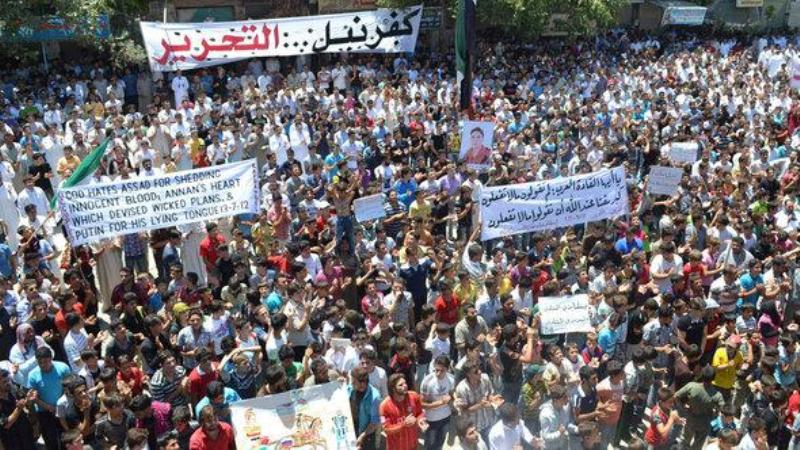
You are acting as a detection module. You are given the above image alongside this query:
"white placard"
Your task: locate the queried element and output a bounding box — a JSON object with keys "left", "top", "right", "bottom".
{"left": 771, "top": 157, "right": 791, "bottom": 177}
{"left": 647, "top": 166, "right": 684, "bottom": 196}
{"left": 668, "top": 142, "right": 699, "bottom": 165}
{"left": 539, "top": 295, "right": 593, "bottom": 335}
{"left": 141, "top": 6, "right": 422, "bottom": 71}
{"left": 458, "top": 121, "right": 495, "bottom": 172}
{"left": 353, "top": 193, "right": 386, "bottom": 223}
{"left": 479, "top": 167, "right": 629, "bottom": 241}
{"left": 230, "top": 381, "right": 357, "bottom": 450}
{"left": 58, "top": 160, "right": 260, "bottom": 245}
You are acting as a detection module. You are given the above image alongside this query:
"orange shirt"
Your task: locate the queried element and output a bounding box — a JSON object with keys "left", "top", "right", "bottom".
{"left": 380, "top": 392, "right": 424, "bottom": 450}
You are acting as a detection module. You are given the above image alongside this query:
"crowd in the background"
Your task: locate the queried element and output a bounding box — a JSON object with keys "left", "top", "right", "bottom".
{"left": 1, "top": 26, "right": 800, "bottom": 450}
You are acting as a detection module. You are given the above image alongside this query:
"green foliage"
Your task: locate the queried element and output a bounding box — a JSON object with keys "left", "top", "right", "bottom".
{"left": 377, "top": 0, "right": 627, "bottom": 38}
{"left": 0, "top": 0, "right": 149, "bottom": 68}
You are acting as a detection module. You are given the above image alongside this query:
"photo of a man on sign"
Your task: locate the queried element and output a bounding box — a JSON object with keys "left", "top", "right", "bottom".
{"left": 459, "top": 121, "right": 494, "bottom": 170}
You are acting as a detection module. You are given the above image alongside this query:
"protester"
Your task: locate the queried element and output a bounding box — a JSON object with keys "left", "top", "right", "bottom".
{"left": 4, "top": 25, "right": 800, "bottom": 450}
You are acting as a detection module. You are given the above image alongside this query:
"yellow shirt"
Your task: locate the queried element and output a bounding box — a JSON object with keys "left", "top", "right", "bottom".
{"left": 711, "top": 347, "right": 743, "bottom": 390}
{"left": 408, "top": 199, "right": 432, "bottom": 220}
{"left": 453, "top": 281, "right": 479, "bottom": 305}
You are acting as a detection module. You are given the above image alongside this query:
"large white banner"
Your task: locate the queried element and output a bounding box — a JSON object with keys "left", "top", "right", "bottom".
{"left": 231, "top": 382, "right": 357, "bottom": 450}
{"left": 141, "top": 6, "right": 422, "bottom": 71}
{"left": 539, "top": 295, "right": 593, "bottom": 335}
{"left": 58, "top": 160, "right": 260, "bottom": 245}
{"left": 479, "top": 167, "right": 629, "bottom": 241}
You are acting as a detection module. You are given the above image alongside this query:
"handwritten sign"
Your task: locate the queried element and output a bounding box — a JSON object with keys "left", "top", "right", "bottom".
{"left": 230, "top": 382, "right": 357, "bottom": 450}
{"left": 353, "top": 194, "right": 386, "bottom": 223}
{"left": 539, "top": 295, "right": 593, "bottom": 335}
{"left": 58, "top": 160, "right": 260, "bottom": 246}
{"left": 479, "top": 167, "right": 629, "bottom": 241}
{"left": 141, "top": 6, "right": 422, "bottom": 71}
{"left": 647, "top": 166, "right": 683, "bottom": 196}
{"left": 668, "top": 142, "right": 699, "bottom": 165}
{"left": 770, "top": 157, "right": 791, "bottom": 178}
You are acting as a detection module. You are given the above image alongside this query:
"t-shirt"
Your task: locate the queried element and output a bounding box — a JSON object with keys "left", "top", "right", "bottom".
{"left": 95, "top": 410, "right": 137, "bottom": 449}
{"left": 711, "top": 348, "right": 742, "bottom": 390}
{"left": 380, "top": 392, "right": 424, "bottom": 450}
{"left": 676, "top": 315, "right": 706, "bottom": 349}
{"left": 189, "top": 421, "right": 234, "bottom": 450}
{"left": 419, "top": 373, "right": 454, "bottom": 422}
{"left": 28, "top": 361, "right": 71, "bottom": 408}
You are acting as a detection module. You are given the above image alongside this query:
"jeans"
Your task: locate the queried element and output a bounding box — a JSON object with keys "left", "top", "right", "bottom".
{"left": 502, "top": 380, "right": 522, "bottom": 405}
{"left": 336, "top": 215, "right": 355, "bottom": 254}
{"left": 37, "top": 410, "right": 62, "bottom": 450}
{"left": 125, "top": 254, "right": 148, "bottom": 274}
{"left": 424, "top": 416, "right": 450, "bottom": 450}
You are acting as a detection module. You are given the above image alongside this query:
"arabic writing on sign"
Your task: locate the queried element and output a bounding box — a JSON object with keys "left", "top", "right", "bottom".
{"left": 141, "top": 6, "right": 423, "bottom": 71}
{"left": 479, "top": 167, "right": 629, "bottom": 241}
{"left": 647, "top": 166, "right": 683, "bottom": 196}
{"left": 480, "top": 167, "right": 624, "bottom": 209}
{"left": 539, "top": 295, "right": 592, "bottom": 335}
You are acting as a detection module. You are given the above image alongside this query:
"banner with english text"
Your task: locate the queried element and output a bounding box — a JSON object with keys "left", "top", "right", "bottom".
{"left": 140, "top": 6, "right": 422, "bottom": 71}
{"left": 479, "top": 167, "right": 629, "bottom": 241}
{"left": 58, "top": 160, "right": 260, "bottom": 246}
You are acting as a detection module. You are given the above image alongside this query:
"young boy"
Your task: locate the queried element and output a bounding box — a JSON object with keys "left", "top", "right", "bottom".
{"left": 644, "top": 387, "right": 684, "bottom": 449}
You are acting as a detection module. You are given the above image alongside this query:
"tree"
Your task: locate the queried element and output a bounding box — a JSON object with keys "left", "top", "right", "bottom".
{"left": 377, "top": 0, "right": 627, "bottom": 39}
{"left": 0, "top": 0, "right": 149, "bottom": 67}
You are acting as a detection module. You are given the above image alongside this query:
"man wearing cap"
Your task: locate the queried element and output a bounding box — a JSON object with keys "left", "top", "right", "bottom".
{"left": 711, "top": 334, "right": 743, "bottom": 402}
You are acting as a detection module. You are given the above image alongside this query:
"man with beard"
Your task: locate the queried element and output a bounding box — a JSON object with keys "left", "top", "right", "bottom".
{"left": 455, "top": 303, "right": 490, "bottom": 359}
{"left": 380, "top": 373, "right": 428, "bottom": 450}
{"left": 189, "top": 405, "right": 234, "bottom": 450}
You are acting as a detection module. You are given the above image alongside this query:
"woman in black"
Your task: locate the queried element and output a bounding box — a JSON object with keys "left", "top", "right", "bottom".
{"left": 0, "top": 371, "right": 36, "bottom": 450}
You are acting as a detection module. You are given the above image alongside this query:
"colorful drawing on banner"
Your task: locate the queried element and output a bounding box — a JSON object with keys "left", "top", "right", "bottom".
{"left": 353, "top": 193, "right": 386, "bottom": 223}
{"left": 647, "top": 166, "right": 684, "bottom": 196}
{"left": 668, "top": 142, "right": 699, "bottom": 165}
{"left": 140, "top": 6, "right": 422, "bottom": 71}
{"left": 539, "top": 295, "right": 593, "bottom": 335}
{"left": 479, "top": 167, "right": 629, "bottom": 241}
{"left": 231, "top": 382, "right": 357, "bottom": 450}
{"left": 459, "top": 121, "right": 495, "bottom": 171}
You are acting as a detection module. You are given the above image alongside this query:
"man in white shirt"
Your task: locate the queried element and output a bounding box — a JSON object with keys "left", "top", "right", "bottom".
{"left": 488, "top": 403, "right": 540, "bottom": 450}
{"left": 171, "top": 70, "right": 189, "bottom": 107}
{"left": 17, "top": 175, "right": 49, "bottom": 218}
{"left": 419, "top": 355, "right": 455, "bottom": 450}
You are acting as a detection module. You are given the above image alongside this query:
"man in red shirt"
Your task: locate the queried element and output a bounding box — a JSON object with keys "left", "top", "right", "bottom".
{"left": 187, "top": 348, "right": 219, "bottom": 405}
{"left": 380, "top": 373, "right": 427, "bottom": 450}
{"left": 190, "top": 405, "right": 234, "bottom": 450}
{"left": 199, "top": 223, "right": 227, "bottom": 282}
{"left": 434, "top": 281, "right": 460, "bottom": 327}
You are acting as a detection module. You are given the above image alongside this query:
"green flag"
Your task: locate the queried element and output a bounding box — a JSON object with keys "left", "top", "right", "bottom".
{"left": 50, "top": 137, "right": 111, "bottom": 209}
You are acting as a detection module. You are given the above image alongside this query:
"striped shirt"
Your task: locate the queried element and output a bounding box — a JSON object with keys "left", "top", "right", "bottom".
{"left": 149, "top": 366, "right": 188, "bottom": 406}
{"left": 454, "top": 374, "right": 496, "bottom": 432}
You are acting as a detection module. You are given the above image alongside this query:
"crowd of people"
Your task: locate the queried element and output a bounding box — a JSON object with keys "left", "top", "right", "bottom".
{"left": 1, "top": 25, "right": 800, "bottom": 450}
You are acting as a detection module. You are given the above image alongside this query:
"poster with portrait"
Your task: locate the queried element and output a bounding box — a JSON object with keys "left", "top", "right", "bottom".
{"left": 459, "top": 121, "right": 495, "bottom": 171}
